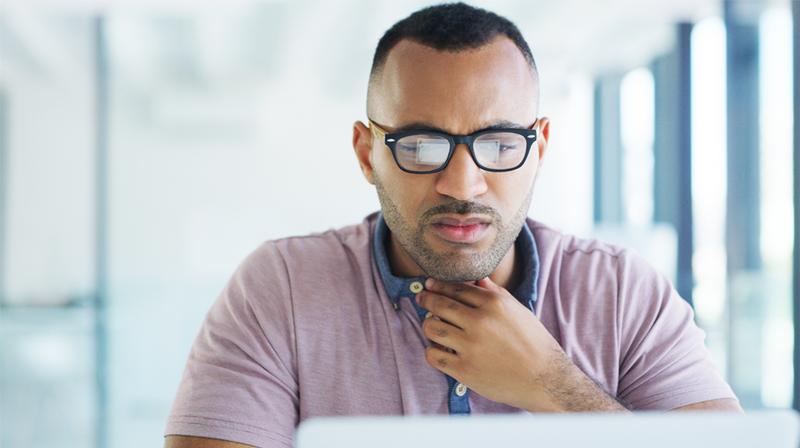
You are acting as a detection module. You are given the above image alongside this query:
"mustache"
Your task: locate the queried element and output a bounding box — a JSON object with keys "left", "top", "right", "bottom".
{"left": 421, "top": 200, "right": 500, "bottom": 223}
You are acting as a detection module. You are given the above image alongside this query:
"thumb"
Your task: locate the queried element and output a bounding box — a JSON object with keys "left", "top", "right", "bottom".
{"left": 476, "top": 277, "right": 496, "bottom": 289}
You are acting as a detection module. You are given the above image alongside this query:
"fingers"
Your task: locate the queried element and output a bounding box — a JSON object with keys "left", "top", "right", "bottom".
{"left": 424, "top": 278, "right": 489, "bottom": 308}
{"left": 416, "top": 290, "right": 473, "bottom": 329}
{"left": 424, "top": 345, "right": 461, "bottom": 377}
{"left": 422, "top": 315, "right": 466, "bottom": 352}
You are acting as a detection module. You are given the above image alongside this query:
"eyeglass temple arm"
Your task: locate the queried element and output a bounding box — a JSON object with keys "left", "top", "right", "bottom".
{"left": 367, "top": 119, "right": 386, "bottom": 139}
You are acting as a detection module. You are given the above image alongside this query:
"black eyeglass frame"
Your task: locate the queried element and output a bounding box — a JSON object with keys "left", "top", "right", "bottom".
{"left": 368, "top": 119, "right": 539, "bottom": 174}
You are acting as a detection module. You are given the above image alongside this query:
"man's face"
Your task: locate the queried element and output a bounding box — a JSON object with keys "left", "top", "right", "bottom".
{"left": 359, "top": 36, "right": 549, "bottom": 282}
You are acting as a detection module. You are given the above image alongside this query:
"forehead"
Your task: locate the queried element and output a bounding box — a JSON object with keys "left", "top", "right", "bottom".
{"left": 372, "top": 36, "right": 538, "bottom": 134}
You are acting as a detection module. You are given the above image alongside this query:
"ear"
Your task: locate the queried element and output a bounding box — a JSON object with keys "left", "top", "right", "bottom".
{"left": 534, "top": 117, "right": 551, "bottom": 165}
{"left": 353, "top": 121, "right": 376, "bottom": 185}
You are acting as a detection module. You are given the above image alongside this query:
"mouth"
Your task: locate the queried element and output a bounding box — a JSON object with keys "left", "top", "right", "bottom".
{"left": 429, "top": 215, "right": 492, "bottom": 244}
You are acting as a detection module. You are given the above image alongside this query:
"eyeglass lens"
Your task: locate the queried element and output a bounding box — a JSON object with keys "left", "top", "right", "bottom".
{"left": 393, "top": 132, "right": 528, "bottom": 172}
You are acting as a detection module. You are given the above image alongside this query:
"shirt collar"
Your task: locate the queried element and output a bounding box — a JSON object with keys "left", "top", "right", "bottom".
{"left": 372, "top": 212, "right": 540, "bottom": 313}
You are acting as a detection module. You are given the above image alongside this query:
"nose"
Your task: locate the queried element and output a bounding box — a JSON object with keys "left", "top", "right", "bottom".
{"left": 434, "top": 143, "right": 488, "bottom": 201}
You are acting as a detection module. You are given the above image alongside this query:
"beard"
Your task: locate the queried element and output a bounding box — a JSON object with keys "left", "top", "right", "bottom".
{"left": 373, "top": 172, "right": 534, "bottom": 282}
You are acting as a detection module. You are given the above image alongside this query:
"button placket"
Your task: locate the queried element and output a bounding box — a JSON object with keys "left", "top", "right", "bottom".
{"left": 446, "top": 376, "right": 471, "bottom": 414}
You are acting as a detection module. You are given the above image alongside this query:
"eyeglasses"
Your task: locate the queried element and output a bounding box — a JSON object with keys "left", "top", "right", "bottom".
{"left": 368, "top": 118, "right": 538, "bottom": 174}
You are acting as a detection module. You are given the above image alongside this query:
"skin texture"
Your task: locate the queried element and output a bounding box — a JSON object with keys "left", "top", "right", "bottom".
{"left": 361, "top": 36, "right": 547, "bottom": 291}
{"left": 373, "top": 172, "right": 535, "bottom": 283}
{"left": 165, "top": 33, "right": 741, "bottom": 448}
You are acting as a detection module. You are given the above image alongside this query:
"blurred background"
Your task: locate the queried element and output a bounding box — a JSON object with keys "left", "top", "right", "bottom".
{"left": 0, "top": 0, "right": 797, "bottom": 446}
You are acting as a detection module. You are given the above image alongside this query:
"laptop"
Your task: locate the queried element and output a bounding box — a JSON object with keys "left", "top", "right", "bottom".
{"left": 296, "top": 411, "right": 799, "bottom": 448}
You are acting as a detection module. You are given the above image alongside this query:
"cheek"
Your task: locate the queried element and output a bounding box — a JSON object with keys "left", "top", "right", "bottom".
{"left": 487, "top": 168, "right": 537, "bottom": 215}
{"left": 376, "top": 155, "right": 434, "bottom": 220}
{"left": 400, "top": 175, "right": 436, "bottom": 220}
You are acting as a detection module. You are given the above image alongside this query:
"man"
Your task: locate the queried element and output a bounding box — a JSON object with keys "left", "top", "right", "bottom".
{"left": 164, "top": 3, "right": 741, "bottom": 447}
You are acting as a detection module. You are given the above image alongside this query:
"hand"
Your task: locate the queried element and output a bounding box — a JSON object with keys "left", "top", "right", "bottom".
{"left": 417, "top": 276, "right": 625, "bottom": 412}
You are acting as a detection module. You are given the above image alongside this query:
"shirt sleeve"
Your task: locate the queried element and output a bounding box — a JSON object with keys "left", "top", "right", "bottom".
{"left": 165, "top": 241, "right": 298, "bottom": 448}
{"left": 615, "top": 250, "right": 738, "bottom": 410}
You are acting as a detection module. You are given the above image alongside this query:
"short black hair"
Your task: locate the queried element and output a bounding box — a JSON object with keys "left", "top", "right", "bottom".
{"left": 370, "top": 2, "right": 538, "bottom": 79}
{"left": 366, "top": 2, "right": 539, "bottom": 115}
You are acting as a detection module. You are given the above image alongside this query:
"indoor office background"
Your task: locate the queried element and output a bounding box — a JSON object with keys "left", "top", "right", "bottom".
{"left": 0, "top": 0, "right": 797, "bottom": 447}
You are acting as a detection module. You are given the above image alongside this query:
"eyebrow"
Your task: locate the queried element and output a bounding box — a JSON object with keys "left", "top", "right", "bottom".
{"left": 391, "top": 120, "right": 528, "bottom": 134}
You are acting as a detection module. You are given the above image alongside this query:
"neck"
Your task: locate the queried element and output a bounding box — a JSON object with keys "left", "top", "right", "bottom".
{"left": 387, "top": 233, "right": 520, "bottom": 291}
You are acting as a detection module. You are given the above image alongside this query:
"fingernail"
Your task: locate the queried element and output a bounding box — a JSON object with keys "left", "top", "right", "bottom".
{"left": 415, "top": 293, "right": 421, "bottom": 304}
{"left": 425, "top": 278, "right": 434, "bottom": 288}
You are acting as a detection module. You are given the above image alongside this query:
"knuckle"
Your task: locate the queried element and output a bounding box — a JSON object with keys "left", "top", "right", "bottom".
{"left": 424, "top": 346, "right": 438, "bottom": 361}
{"left": 425, "top": 346, "right": 450, "bottom": 369}
{"left": 423, "top": 319, "right": 449, "bottom": 339}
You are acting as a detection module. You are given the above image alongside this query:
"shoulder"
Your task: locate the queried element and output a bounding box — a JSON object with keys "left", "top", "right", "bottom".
{"left": 225, "top": 214, "right": 378, "bottom": 312}
{"left": 527, "top": 218, "right": 629, "bottom": 277}
{"left": 527, "top": 219, "right": 625, "bottom": 257}
{"left": 528, "top": 218, "right": 674, "bottom": 310}
{"left": 239, "top": 213, "right": 376, "bottom": 277}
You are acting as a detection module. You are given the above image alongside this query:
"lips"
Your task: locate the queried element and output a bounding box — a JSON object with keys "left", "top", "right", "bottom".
{"left": 429, "top": 215, "right": 492, "bottom": 244}
{"left": 430, "top": 215, "right": 491, "bottom": 226}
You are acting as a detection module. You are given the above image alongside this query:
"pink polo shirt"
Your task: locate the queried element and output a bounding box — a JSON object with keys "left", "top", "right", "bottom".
{"left": 165, "top": 211, "right": 737, "bottom": 447}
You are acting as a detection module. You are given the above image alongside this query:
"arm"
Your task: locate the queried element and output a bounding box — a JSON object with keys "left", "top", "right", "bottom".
{"left": 674, "top": 398, "right": 744, "bottom": 412}
{"left": 526, "top": 348, "right": 630, "bottom": 412}
{"left": 164, "top": 436, "right": 255, "bottom": 448}
{"left": 615, "top": 250, "right": 740, "bottom": 410}
{"left": 164, "top": 242, "right": 299, "bottom": 447}
{"left": 513, "top": 355, "right": 743, "bottom": 413}
{"left": 511, "top": 354, "right": 743, "bottom": 412}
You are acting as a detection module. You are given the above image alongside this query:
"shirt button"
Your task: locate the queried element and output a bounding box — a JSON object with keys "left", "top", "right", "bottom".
{"left": 455, "top": 383, "right": 468, "bottom": 397}
{"left": 410, "top": 281, "right": 424, "bottom": 293}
